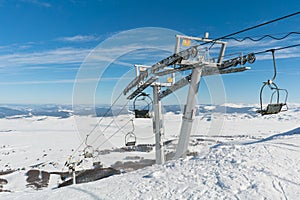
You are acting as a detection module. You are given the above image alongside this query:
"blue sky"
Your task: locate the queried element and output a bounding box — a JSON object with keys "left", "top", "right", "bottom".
{"left": 0, "top": 0, "right": 299, "bottom": 105}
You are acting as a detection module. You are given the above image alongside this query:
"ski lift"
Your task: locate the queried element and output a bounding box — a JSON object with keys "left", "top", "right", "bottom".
{"left": 83, "top": 145, "right": 94, "bottom": 158}
{"left": 125, "top": 132, "right": 136, "bottom": 146}
{"left": 83, "top": 134, "right": 94, "bottom": 158}
{"left": 257, "top": 50, "right": 288, "bottom": 115}
{"left": 125, "top": 119, "right": 136, "bottom": 146}
{"left": 133, "top": 93, "right": 152, "bottom": 118}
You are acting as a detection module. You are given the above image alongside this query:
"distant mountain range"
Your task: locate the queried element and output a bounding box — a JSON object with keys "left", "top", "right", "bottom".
{"left": 0, "top": 103, "right": 298, "bottom": 118}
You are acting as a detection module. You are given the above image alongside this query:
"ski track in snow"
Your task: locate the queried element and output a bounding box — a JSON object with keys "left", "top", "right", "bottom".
{"left": 0, "top": 104, "right": 300, "bottom": 199}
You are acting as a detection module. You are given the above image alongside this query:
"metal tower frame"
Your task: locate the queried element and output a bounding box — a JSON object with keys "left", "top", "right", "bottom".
{"left": 123, "top": 33, "right": 256, "bottom": 164}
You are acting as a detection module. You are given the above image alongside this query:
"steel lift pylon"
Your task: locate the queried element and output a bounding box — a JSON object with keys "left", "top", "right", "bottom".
{"left": 123, "top": 33, "right": 256, "bottom": 164}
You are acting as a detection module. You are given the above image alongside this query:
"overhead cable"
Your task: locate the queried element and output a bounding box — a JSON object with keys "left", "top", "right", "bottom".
{"left": 255, "top": 44, "right": 300, "bottom": 55}
{"left": 225, "top": 32, "right": 300, "bottom": 42}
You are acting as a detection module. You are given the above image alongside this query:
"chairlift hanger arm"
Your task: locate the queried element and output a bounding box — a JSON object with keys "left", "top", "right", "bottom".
{"left": 154, "top": 64, "right": 197, "bottom": 77}
{"left": 267, "top": 49, "right": 277, "bottom": 82}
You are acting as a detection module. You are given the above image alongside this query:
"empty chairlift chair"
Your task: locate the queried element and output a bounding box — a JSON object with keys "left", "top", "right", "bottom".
{"left": 256, "top": 50, "right": 288, "bottom": 115}
{"left": 133, "top": 93, "right": 152, "bottom": 118}
{"left": 125, "top": 132, "right": 136, "bottom": 146}
{"left": 256, "top": 80, "right": 288, "bottom": 115}
{"left": 125, "top": 119, "right": 136, "bottom": 146}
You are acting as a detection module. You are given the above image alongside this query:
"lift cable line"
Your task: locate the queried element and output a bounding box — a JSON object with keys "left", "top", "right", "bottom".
{"left": 219, "top": 11, "right": 300, "bottom": 40}
{"left": 208, "top": 11, "right": 300, "bottom": 49}
{"left": 124, "top": 11, "right": 300, "bottom": 94}
{"left": 224, "top": 31, "right": 300, "bottom": 42}
{"left": 254, "top": 43, "right": 300, "bottom": 55}
{"left": 94, "top": 95, "right": 154, "bottom": 150}
{"left": 69, "top": 91, "right": 127, "bottom": 159}
{"left": 64, "top": 115, "right": 136, "bottom": 185}
{"left": 209, "top": 43, "right": 300, "bottom": 64}
{"left": 95, "top": 115, "right": 135, "bottom": 150}
{"left": 64, "top": 100, "right": 133, "bottom": 178}
{"left": 90, "top": 100, "right": 131, "bottom": 147}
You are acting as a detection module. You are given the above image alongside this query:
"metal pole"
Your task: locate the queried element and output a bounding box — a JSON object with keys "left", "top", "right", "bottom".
{"left": 152, "top": 84, "right": 165, "bottom": 164}
{"left": 172, "top": 35, "right": 182, "bottom": 84}
{"left": 174, "top": 66, "right": 202, "bottom": 159}
{"left": 72, "top": 168, "right": 76, "bottom": 185}
{"left": 174, "top": 35, "right": 181, "bottom": 53}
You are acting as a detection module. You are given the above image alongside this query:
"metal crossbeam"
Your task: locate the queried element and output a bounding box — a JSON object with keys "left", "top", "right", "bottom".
{"left": 126, "top": 76, "right": 158, "bottom": 100}
{"left": 154, "top": 64, "right": 201, "bottom": 77}
{"left": 217, "top": 66, "right": 250, "bottom": 74}
{"left": 159, "top": 74, "right": 192, "bottom": 100}
{"left": 202, "top": 66, "right": 250, "bottom": 76}
{"left": 123, "top": 71, "right": 149, "bottom": 95}
{"left": 159, "top": 66, "right": 250, "bottom": 99}
{"left": 153, "top": 53, "right": 254, "bottom": 77}
{"left": 123, "top": 49, "right": 189, "bottom": 95}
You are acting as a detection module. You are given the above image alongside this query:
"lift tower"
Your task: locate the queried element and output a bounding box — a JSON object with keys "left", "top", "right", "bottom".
{"left": 123, "top": 33, "right": 256, "bottom": 164}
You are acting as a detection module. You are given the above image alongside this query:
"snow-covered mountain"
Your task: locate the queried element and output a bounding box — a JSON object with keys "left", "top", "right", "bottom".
{"left": 0, "top": 103, "right": 299, "bottom": 199}
{"left": 0, "top": 103, "right": 272, "bottom": 118}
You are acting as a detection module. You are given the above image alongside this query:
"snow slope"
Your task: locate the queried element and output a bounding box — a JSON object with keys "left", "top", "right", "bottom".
{"left": 0, "top": 104, "right": 300, "bottom": 199}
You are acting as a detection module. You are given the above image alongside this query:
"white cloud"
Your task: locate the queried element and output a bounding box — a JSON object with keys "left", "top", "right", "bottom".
{"left": 0, "top": 77, "right": 130, "bottom": 85}
{"left": 0, "top": 43, "right": 157, "bottom": 72}
{"left": 0, "top": 47, "right": 91, "bottom": 69}
{"left": 21, "top": 0, "right": 51, "bottom": 7}
{"left": 58, "top": 35, "right": 100, "bottom": 42}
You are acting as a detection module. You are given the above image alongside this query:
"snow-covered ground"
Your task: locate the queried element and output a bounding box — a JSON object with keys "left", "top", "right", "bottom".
{"left": 0, "top": 104, "right": 300, "bottom": 199}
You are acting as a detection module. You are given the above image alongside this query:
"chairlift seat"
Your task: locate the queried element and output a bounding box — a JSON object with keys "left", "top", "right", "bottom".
{"left": 125, "top": 141, "right": 136, "bottom": 146}
{"left": 257, "top": 103, "right": 285, "bottom": 116}
{"left": 134, "top": 109, "right": 150, "bottom": 118}
{"left": 125, "top": 131, "right": 136, "bottom": 147}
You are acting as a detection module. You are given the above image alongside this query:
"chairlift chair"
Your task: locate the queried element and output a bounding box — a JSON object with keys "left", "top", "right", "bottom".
{"left": 125, "top": 132, "right": 136, "bottom": 146}
{"left": 83, "top": 145, "right": 94, "bottom": 158}
{"left": 256, "top": 50, "right": 288, "bottom": 115}
{"left": 133, "top": 93, "right": 152, "bottom": 118}
{"left": 257, "top": 81, "right": 288, "bottom": 115}
{"left": 125, "top": 119, "right": 136, "bottom": 146}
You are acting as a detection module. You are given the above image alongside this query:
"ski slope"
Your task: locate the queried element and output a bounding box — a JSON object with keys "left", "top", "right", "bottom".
{"left": 0, "top": 104, "right": 300, "bottom": 199}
